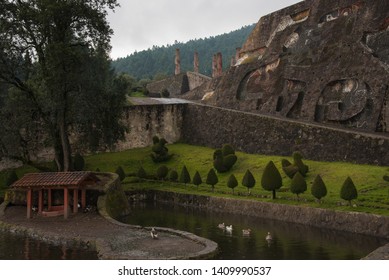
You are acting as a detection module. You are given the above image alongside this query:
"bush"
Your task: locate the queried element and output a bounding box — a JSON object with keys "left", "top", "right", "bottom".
{"left": 73, "top": 153, "right": 85, "bottom": 171}
{"left": 5, "top": 170, "right": 18, "bottom": 187}
{"left": 311, "top": 175, "right": 327, "bottom": 202}
{"left": 169, "top": 170, "right": 178, "bottom": 182}
{"left": 213, "top": 144, "right": 237, "bottom": 173}
{"left": 193, "top": 171, "right": 202, "bottom": 187}
{"left": 156, "top": 165, "right": 169, "bottom": 180}
{"left": 137, "top": 166, "right": 147, "bottom": 179}
{"left": 150, "top": 136, "right": 172, "bottom": 163}
{"left": 179, "top": 165, "right": 191, "bottom": 185}
{"left": 281, "top": 152, "right": 309, "bottom": 178}
{"left": 227, "top": 174, "right": 238, "bottom": 194}
{"left": 206, "top": 168, "right": 218, "bottom": 192}
{"left": 340, "top": 177, "right": 358, "bottom": 206}
{"left": 261, "top": 161, "right": 282, "bottom": 199}
{"left": 290, "top": 172, "right": 307, "bottom": 199}
{"left": 293, "top": 151, "right": 309, "bottom": 176}
{"left": 242, "top": 169, "right": 256, "bottom": 195}
{"left": 115, "top": 166, "right": 126, "bottom": 181}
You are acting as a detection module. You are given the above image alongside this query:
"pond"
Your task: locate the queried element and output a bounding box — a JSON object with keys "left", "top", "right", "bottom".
{"left": 0, "top": 230, "right": 98, "bottom": 260}
{"left": 119, "top": 201, "right": 388, "bottom": 260}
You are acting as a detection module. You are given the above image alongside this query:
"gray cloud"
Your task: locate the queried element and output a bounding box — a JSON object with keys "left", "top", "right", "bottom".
{"left": 108, "top": 0, "right": 302, "bottom": 59}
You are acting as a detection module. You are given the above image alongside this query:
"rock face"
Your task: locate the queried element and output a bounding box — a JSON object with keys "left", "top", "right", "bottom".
{"left": 204, "top": 0, "right": 389, "bottom": 134}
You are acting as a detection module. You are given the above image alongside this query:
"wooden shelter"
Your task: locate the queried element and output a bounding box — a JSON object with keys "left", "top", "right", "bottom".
{"left": 11, "top": 172, "right": 99, "bottom": 219}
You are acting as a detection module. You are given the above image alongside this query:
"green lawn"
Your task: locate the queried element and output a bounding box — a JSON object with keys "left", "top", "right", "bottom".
{"left": 1, "top": 143, "right": 389, "bottom": 215}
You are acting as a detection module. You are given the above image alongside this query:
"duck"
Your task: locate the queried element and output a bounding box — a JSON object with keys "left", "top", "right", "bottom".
{"left": 266, "top": 232, "right": 272, "bottom": 241}
{"left": 225, "top": 225, "right": 233, "bottom": 232}
{"left": 218, "top": 223, "right": 225, "bottom": 229}
{"left": 32, "top": 206, "right": 38, "bottom": 212}
{"left": 150, "top": 227, "right": 158, "bottom": 239}
{"left": 242, "top": 229, "right": 251, "bottom": 236}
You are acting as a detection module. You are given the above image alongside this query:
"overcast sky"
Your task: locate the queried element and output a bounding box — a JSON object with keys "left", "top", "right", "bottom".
{"left": 107, "top": 0, "right": 302, "bottom": 59}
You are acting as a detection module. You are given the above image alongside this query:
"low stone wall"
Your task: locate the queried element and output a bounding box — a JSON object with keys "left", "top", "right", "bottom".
{"left": 182, "top": 103, "right": 389, "bottom": 165}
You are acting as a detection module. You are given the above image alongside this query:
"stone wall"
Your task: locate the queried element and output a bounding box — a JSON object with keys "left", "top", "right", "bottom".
{"left": 182, "top": 103, "right": 389, "bottom": 165}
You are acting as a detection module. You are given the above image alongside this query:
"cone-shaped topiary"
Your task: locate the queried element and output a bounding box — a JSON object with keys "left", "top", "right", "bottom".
{"left": 340, "top": 176, "right": 358, "bottom": 206}
{"left": 115, "top": 166, "right": 126, "bottom": 181}
{"left": 227, "top": 174, "right": 238, "bottom": 194}
{"left": 206, "top": 168, "right": 218, "bottom": 192}
{"left": 261, "top": 161, "right": 282, "bottom": 199}
{"left": 179, "top": 165, "right": 191, "bottom": 185}
{"left": 193, "top": 171, "right": 202, "bottom": 187}
{"left": 156, "top": 165, "right": 169, "bottom": 180}
{"left": 137, "top": 166, "right": 147, "bottom": 179}
{"left": 169, "top": 170, "right": 178, "bottom": 182}
{"left": 73, "top": 153, "right": 85, "bottom": 171}
{"left": 290, "top": 172, "right": 307, "bottom": 199}
{"left": 242, "top": 169, "right": 256, "bottom": 195}
{"left": 5, "top": 170, "right": 18, "bottom": 187}
{"left": 311, "top": 174, "right": 327, "bottom": 202}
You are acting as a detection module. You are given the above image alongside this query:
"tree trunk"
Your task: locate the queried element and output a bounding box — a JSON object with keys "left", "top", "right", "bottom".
{"left": 272, "top": 190, "right": 276, "bottom": 199}
{"left": 58, "top": 115, "right": 72, "bottom": 171}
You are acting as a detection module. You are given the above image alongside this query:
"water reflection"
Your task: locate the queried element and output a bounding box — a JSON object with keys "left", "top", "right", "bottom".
{"left": 119, "top": 201, "right": 387, "bottom": 260}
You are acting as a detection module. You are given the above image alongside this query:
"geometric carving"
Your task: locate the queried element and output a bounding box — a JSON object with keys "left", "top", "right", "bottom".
{"left": 318, "top": 1, "right": 364, "bottom": 26}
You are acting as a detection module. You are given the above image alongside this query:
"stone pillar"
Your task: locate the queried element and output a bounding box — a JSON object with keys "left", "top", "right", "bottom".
{"left": 194, "top": 51, "right": 199, "bottom": 73}
{"left": 175, "top": 48, "right": 181, "bottom": 75}
{"left": 216, "top": 52, "right": 223, "bottom": 77}
{"left": 212, "top": 54, "right": 217, "bottom": 78}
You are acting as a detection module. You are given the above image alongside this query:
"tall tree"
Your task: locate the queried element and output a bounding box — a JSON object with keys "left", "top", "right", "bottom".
{"left": 0, "top": 0, "right": 126, "bottom": 171}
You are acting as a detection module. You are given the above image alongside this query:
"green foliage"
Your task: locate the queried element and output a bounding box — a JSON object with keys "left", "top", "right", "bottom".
{"left": 282, "top": 152, "right": 309, "bottom": 178}
{"left": 311, "top": 175, "right": 327, "bottom": 201}
{"left": 227, "top": 174, "right": 238, "bottom": 194}
{"left": 5, "top": 170, "right": 18, "bottom": 187}
{"left": 150, "top": 136, "right": 172, "bottom": 163}
{"left": 261, "top": 161, "right": 282, "bottom": 199}
{"left": 290, "top": 172, "right": 307, "bottom": 198}
{"left": 213, "top": 144, "right": 237, "bottom": 173}
{"left": 206, "top": 169, "right": 219, "bottom": 192}
{"left": 192, "top": 171, "right": 203, "bottom": 187}
{"left": 179, "top": 165, "right": 191, "bottom": 185}
{"left": 115, "top": 166, "right": 126, "bottom": 182}
{"left": 340, "top": 177, "right": 358, "bottom": 205}
{"left": 242, "top": 169, "right": 256, "bottom": 195}
{"left": 73, "top": 153, "right": 85, "bottom": 171}
{"left": 137, "top": 166, "right": 147, "bottom": 179}
{"left": 156, "top": 165, "right": 169, "bottom": 180}
{"left": 169, "top": 170, "right": 178, "bottom": 182}
{"left": 384, "top": 175, "right": 389, "bottom": 182}
{"left": 281, "top": 159, "right": 299, "bottom": 179}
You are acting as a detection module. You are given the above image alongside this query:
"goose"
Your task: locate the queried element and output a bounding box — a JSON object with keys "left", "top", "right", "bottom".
{"left": 242, "top": 229, "right": 251, "bottom": 236}
{"left": 32, "top": 206, "right": 38, "bottom": 212}
{"left": 225, "top": 225, "right": 233, "bottom": 232}
{"left": 266, "top": 232, "right": 272, "bottom": 241}
{"left": 150, "top": 227, "right": 158, "bottom": 239}
{"left": 218, "top": 223, "right": 225, "bottom": 229}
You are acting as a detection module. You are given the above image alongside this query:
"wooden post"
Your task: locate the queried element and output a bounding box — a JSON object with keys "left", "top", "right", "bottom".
{"left": 38, "top": 189, "right": 43, "bottom": 214}
{"left": 27, "top": 189, "right": 32, "bottom": 219}
{"left": 48, "top": 189, "right": 52, "bottom": 211}
{"left": 81, "top": 189, "right": 86, "bottom": 209}
{"left": 64, "top": 188, "right": 69, "bottom": 219}
{"left": 73, "top": 189, "right": 78, "bottom": 213}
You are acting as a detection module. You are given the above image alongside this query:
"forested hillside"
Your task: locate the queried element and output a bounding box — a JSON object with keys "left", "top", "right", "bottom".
{"left": 111, "top": 24, "right": 255, "bottom": 80}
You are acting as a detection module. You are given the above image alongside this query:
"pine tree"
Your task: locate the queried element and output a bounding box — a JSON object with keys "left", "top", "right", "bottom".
{"left": 290, "top": 172, "right": 307, "bottom": 199}
{"left": 261, "top": 161, "right": 282, "bottom": 199}
{"left": 192, "top": 171, "right": 203, "bottom": 187}
{"left": 179, "top": 165, "right": 191, "bottom": 185}
{"left": 340, "top": 177, "right": 358, "bottom": 206}
{"left": 242, "top": 169, "right": 256, "bottom": 195}
{"left": 206, "top": 169, "right": 219, "bottom": 192}
{"left": 227, "top": 174, "right": 238, "bottom": 194}
{"left": 311, "top": 175, "right": 327, "bottom": 202}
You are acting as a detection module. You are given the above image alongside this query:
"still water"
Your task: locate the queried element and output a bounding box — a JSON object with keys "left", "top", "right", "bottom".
{"left": 0, "top": 230, "right": 98, "bottom": 260}
{"left": 119, "top": 201, "right": 387, "bottom": 260}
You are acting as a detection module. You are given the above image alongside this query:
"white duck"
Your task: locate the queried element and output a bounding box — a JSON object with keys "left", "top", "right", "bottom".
{"left": 218, "top": 223, "right": 225, "bottom": 229}
{"left": 150, "top": 227, "right": 158, "bottom": 239}
{"left": 225, "top": 225, "right": 233, "bottom": 233}
{"left": 242, "top": 229, "right": 251, "bottom": 236}
{"left": 266, "top": 232, "right": 272, "bottom": 242}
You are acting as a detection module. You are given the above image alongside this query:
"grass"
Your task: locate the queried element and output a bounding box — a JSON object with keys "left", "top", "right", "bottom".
{"left": 1, "top": 143, "right": 389, "bottom": 215}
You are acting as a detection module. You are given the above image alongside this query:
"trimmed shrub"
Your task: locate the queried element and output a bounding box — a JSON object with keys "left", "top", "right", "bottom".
{"left": 179, "top": 165, "right": 191, "bottom": 185}
{"left": 242, "top": 169, "right": 256, "bottom": 195}
{"left": 311, "top": 175, "right": 327, "bottom": 202}
{"left": 169, "top": 170, "right": 178, "bottom": 182}
{"left": 5, "top": 170, "right": 18, "bottom": 187}
{"left": 340, "top": 177, "right": 358, "bottom": 206}
{"left": 150, "top": 136, "right": 172, "bottom": 163}
{"left": 137, "top": 166, "right": 147, "bottom": 179}
{"left": 222, "top": 144, "right": 235, "bottom": 156}
{"left": 115, "top": 166, "right": 126, "bottom": 181}
{"left": 293, "top": 151, "right": 309, "bottom": 176}
{"left": 213, "top": 144, "right": 237, "bottom": 173}
{"left": 281, "top": 152, "right": 309, "bottom": 178}
{"left": 73, "top": 153, "right": 85, "bottom": 171}
{"left": 193, "top": 171, "right": 202, "bottom": 187}
{"left": 290, "top": 172, "right": 307, "bottom": 199}
{"left": 206, "top": 168, "right": 218, "bottom": 192}
{"left": 227, "top": 174, "right": 238, "bottom": 194}
{"left": 223, "top": 154, "right": 238, "bottom": 169}
{"left": 281, "top": 159, "right": 299, "bottom": 179}
{"left": 261, "top": 161, "right": 282, "bottom": 199}
{"left": 384, "top": 175, "right": 389, "bottom": 182}
{"left": 156, "top": 165, "right": 169, "bottom": 180}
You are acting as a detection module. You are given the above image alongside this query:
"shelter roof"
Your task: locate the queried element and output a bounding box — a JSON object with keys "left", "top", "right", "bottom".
{"left": 11, "top": 172, "right": 98, "bottom": 189}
